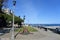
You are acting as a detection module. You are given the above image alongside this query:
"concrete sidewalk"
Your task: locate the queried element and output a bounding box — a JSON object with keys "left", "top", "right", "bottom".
{"left": 0, "top": 27, "right": 60, "bottom": 40}
{"left": 15, "top": 27, "right": 60, "bottom": 40}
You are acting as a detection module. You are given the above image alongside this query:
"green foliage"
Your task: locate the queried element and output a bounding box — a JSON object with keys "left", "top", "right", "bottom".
{"left": 6, "top": 14, "right": 23, "bottom": 24}
{"left": 15, "top": 28, "right": 23, "bottom": 32}
{"left": 27, "top": 26, "right": 38, "bottom": 32}
{"left": 0, "top": 0, "right": 23, "bottom": 27}
{"left": 0, "top": 13, "right": 23, "bottom": 24}
{"left": 15, "top": 26, "right": 38, "bottom": 32}
{"left": 0, "top": 13, "right": 7, "bottom": 27}
{"left": 0, "top": 0, "right": 3, "bottom": 6}
{"left": 0, "top": 0, "right": 4, "bottom": 10}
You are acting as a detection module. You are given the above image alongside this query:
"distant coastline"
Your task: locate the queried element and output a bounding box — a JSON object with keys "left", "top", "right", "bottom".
{"left": 29, "top": 24, "right": 60, "bottom": 27}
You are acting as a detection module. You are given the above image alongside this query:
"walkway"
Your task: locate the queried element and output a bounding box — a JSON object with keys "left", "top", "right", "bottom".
{"left": 0, "top": 27, "right": 60, "bottom": 40}
{"left": 15, "top": 27, "right": 60, "bottom": 40}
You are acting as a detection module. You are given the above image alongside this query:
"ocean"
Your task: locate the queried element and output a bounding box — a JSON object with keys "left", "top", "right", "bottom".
{"left": 29, "top": 24, "right": 60, "bottom": 27}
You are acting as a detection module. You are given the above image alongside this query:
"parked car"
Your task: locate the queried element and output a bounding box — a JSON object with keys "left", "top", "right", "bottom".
{"left": 56, "top": 28, "right": 60, "bottom": 33}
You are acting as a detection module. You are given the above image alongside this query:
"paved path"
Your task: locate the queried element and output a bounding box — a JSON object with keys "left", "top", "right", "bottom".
{"left": 0, "top": 27, "right": 60, "bottom": 40}
{"left": 15, "top": 27, "right": 60, "bottom": 40}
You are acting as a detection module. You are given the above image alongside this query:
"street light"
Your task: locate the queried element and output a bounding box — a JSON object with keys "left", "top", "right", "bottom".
{"left": 11, "top": 0, "right": 16, "bottom": 40}
{"left": 23, "top": 15, "right": 25, "bottom": 26}
{"left": 23, "top": 15, "right": 25, "bottom": 20}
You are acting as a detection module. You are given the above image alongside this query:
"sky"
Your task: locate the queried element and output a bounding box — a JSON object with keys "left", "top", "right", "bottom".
{"left": 8, "top": 0, "right": 60, "bottom": 24}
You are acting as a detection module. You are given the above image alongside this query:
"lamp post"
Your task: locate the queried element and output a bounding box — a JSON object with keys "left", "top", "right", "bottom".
{"left": 11, "top": 0, "right": 16, "bottom": 40}
{"left": 23, "top": 15, "right": 25, "bottom": 26}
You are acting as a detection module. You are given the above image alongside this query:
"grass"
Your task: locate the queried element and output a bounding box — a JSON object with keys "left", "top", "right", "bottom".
{"left": 14, "top": 26, "right": 38, "bottom": 32}
{"left": 14, "top": 28, "right": 24, "bottom": 32}
{"left": 27, "top": 26, "right": 38, "bottom": 32}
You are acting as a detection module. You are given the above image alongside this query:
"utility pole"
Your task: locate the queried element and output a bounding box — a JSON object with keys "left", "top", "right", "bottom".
{"left": 11, "top": 0, "right": 16, "bottom": 40}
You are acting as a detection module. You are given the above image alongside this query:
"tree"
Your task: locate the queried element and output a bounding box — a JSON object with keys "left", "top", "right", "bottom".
{"left": 18, "top": 16, "right": 24, "bottom": 28}
{"left": 0, "top": 0, "right": 8, "bottom": 28}
{"left": 0, "top": 0, "right": 24, "bottom": 28}
{"left": 0, "top": 0, "right": 4, "bottom": 13}
{"left": 0, "top": 13, "right": 7, "bottom": 28}
{"left": 0, "top": 0, "right": 8, "bottom": 13}
{"left": 4, "top": 13, "right": 24, "bottom": 28}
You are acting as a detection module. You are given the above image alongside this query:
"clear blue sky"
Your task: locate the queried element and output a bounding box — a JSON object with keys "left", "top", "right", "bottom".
{"left": 8, "top": 0, "right": 60, "bottom": 24}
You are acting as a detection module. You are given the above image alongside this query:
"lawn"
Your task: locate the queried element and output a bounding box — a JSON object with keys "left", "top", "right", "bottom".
{"left": 14, "top": 26, "right": 38, "bottom": 32}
